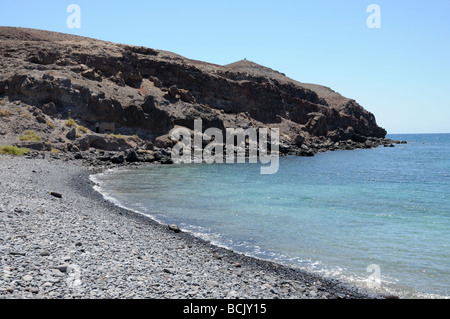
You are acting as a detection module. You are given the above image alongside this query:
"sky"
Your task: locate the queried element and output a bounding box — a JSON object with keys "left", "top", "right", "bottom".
{"left": 1, "top": 0, "right": 449, "bottom": 134}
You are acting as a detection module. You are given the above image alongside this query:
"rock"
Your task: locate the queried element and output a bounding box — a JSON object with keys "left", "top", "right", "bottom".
{"left": 125, "top": 150, "right": 139, "bottom": 163}
{"left": 56, "top": 265, "right": 68, "bottom": 273}
{"left": 294, "top": 134, "right": 305, "bottom": 147}
{"left": 45, "top": 276, "right": 61, "bottom": 284}
{"left": 163, "top": 268, "right": 176, "bottom": 275}
{"left": 26, "top": 287, "right": 39, "bottom": 294}
{"left": 22, "top": 275, "right": 33, "bottom": 282}
{"left": 71, "top": 145, "right": 81, "bottom": 153}
{"left": 142, "top": 154, "right": 156, "bottom": 163}
{"left": 95, "top": 122, "right": 115, "bottom": 134}
{"left": 168, "top": 224, "right": 181, "bottom": 233}
{"left": 66, "top": 127, "right": 77, "bottom": 140}
{"left": 351, "top": 133, "right": 368, "bottom": 143}
{"left": 161, "top": 157, "right": 174, "bottom": 165}
{"left": 145, "top": 141, "right": 154, "bottom": 150}
{"left": 40, "top": 250, "right": 50, "bottom": 256}
{"left": 35, "top": 115, "right": 47, "bottom": 124}
{"left": 50, "top": 192, "right": 62, "bottom": 198}
{"left": 298, "top": 149, "right": 315, "bottom": 157}
{"left": 28, "top": 49, "right": 58, "bottom": 65}
{"left": 364, "top": 140, "right": 374, "bottom": 149}
{"left": 81, "top": 69, "right": 102, "bottom": 81}
{"left": 279, "top": 144, "right": 291, "bottom": 154}
{"left": 14, "top": 141, "right": 50, "bottom": 152}
{"left": 307, "top": 113, "right": 328, "bottom": 136}
{"left": 42, "top": 102, "right": 57, "bottom": 115}
{"left": 74, "top": 134, "right": 130, "bottom": 152}
{"left": 154, "top": 134, "right": 176, "bottom": 149}
{"left": 152, "top": 77, "right": 162, "bottom": 88}
{"left": 9, "top": 251, "right": 26, "bottom": 256}
{"left": 168, "top": 86, "right": 179, "bottom": 98}
{"left": 71, "top": 279, "right": 82, "bottom": 288}
{"left": 74, "top": 153, "right": 83, "bottom": 160}
{"left": 111, "top": 154, "right": 125, "bottom": 164}
{"left": 207, "top": 280, "right": 219, "bottom": 288}
{"left": 179, "top": 89, "right": 196, "bottom": 103}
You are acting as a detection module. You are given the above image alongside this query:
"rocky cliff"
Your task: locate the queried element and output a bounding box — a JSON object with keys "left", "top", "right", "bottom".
{"left": 0, "top": 27, "right": 398, "bottom": 164}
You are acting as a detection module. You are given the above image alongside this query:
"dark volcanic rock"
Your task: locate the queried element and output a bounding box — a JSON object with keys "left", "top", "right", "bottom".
{"left": 74, "top": 134, "right": 130, "bottom": 152}
{"left": 0, "top": 27, "right": 390, "bottom": 156}
{"left": 111, "top": 154, "right": 125, "bottom": 164}
{"left": 125, "top": 150, "right": 139, "bottom": 163}
{"left": 50, "top": 192, "right": 62, "bottom": 198}
{"left": 66, "top": 127, "right": 77, "bottom": 140}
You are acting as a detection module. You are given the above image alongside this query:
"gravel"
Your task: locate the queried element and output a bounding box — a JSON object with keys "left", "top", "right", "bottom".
{"left": 0, "top": 155, "right": 379, "bottom": 299}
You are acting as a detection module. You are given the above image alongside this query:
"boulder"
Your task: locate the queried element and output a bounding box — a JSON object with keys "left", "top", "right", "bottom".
{"left": 35, "top": 115, "right": 47, "bottom": 124}
{"left": 74, "top": 153, "right": 83, "bottom": 160}
{"left": 153, "top": 78, "right": 162, "bottom": 88}
{"left": 73, "top": 134, "right": 130, "bottom": 152}
{"left": 14, "top": 141, "right": 50, "bottom": 151}
{"left": 294, "top": 134, "right": 305, "bottom": 147}
{"left": 145, "top": 141, "right": 154, "bottom": 150}
{"left": 125, "top": 150, "right": 139, "bottom": 163}
{"left": 179, "top": 89, "right": 196, "bottom": 103}
{"left": 66, "top": 127, "right": 77, "bottom": 140}
{"left": 161, "top": 157, "right": 174, "bottom": 165}
{"left": 154, "top": 134, "right": 176, "bottom": 149}
{"left": 28, "top": 49, "right": 59, "bottom": 65}
{"left": 351, "top": 133, "right": 368, "bottom": 143}
{"left": 41, "top": 102, "right": 57, "bottom": 115}
{"left": 168, "top": 86, "right": 179, "bottom": 98}
{"left": 111, "top": 154, "right": 125, "bottom": 164}
{"left": 81, "top": 69, "right": 102, "bottom": 82}
{"left": 142, "top": 154, "right": 156, "bottom": 163}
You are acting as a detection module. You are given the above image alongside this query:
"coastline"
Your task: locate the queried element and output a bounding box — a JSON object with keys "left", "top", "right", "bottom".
{"left": 0, "top": 155, "right": 380, "bottom": 299}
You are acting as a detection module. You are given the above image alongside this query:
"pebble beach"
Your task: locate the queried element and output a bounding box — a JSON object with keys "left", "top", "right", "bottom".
{"left": 0, "top": 155, "right": 378, "bottom": 299}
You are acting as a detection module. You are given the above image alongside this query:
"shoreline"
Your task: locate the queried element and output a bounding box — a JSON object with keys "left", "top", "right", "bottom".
{"left": 0, "top": 155, "right": 380, "bottom": 299}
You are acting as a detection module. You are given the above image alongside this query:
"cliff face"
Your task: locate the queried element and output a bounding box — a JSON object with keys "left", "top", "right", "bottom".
{"left": 0, "top": 27, "right": 390, "bottom": 159}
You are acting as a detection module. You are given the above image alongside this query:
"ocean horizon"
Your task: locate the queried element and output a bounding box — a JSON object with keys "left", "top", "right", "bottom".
{"left": 91, "top": 133, "right": 450, "bottom": 299}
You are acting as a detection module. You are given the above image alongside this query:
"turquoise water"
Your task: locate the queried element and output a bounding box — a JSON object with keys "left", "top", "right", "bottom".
{"left": 91, "top": 134, "right": 450, "bottom": 298}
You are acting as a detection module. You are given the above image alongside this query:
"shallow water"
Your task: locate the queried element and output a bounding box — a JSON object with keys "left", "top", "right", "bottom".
{"left": 92, "top": 134, "right": 450, "bottom": 298}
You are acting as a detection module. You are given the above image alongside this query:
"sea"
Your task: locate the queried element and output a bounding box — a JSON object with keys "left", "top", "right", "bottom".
{"left": 91, "top": 134, "right": 450, "bottom": 299}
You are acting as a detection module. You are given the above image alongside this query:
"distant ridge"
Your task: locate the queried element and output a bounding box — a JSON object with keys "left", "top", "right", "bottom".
{"left": 225, "top": 59, "right": 288, "bottom": 78}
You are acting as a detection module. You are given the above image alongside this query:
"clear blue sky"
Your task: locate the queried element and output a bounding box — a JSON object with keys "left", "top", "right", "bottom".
{"left": 1, "top": 0, "right": 449, "bottom": 133}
